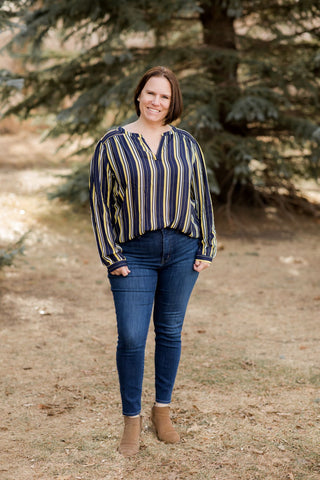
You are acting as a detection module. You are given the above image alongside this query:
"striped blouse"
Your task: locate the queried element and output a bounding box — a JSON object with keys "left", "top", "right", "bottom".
{"left": 89, "top": 126, "right": 217, "bottom": 272}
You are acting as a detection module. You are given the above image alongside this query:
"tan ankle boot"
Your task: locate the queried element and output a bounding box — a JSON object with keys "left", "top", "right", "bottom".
{"left": 118, "top": 416, "right": 142, "bottom": 457}
{"left": 151, "top": 405, "right": 180, "bottom": 443}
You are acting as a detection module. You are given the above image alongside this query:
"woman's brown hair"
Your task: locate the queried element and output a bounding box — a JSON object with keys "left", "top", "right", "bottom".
{"left": 134, "top": 66, "right": 183, "bottom": 125}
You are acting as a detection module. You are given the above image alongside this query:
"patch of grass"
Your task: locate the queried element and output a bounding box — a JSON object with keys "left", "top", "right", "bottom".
{"left": 309, "top": 373, "right": 320, "bottom": 386}
{"left": 187, "top": 355, "right": 313, "bottom": 392}
{"left": 0, "top": 233, "right": 27, "bottom": 269}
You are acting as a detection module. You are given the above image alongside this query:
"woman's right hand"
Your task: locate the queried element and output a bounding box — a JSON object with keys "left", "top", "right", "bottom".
{"left": 110, "top": 266, "right": 131, "bottom": 276}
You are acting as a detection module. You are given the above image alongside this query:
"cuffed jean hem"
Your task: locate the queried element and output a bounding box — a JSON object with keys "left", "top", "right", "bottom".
{"left": 122, "top": 409, "right": 141, "bottom": 417}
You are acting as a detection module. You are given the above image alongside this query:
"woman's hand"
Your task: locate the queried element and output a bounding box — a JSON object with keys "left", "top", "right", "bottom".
{"left": 110, "top": 266, "right": 131, "bottom": 276}
{"left": 193, "top": 260, "right": 210, "bottom": 273}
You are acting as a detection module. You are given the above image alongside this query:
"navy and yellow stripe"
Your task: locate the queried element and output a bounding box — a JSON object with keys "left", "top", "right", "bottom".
{"left": 89, "top": 126, "right": 217, "bottom": 272}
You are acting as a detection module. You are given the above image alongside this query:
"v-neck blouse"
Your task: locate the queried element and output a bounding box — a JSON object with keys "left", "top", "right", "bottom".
{"left": 89, "top": 125, "right": 216, "bottom": 272}
{"left": 119, "top": 126, "right": 172, "bottom": 159}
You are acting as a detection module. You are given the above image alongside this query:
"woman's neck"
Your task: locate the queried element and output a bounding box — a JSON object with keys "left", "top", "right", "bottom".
{"left": 124, "top": 118, "right": 171, "bottom": 135}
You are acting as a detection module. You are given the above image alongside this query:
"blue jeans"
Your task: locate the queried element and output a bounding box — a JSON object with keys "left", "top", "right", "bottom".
{"left": 108, "top": 229, "right": 199, "bottom": 416}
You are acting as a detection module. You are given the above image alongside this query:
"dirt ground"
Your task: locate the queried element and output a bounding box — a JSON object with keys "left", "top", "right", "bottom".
{"left": 0, "top": 128, "right": 319, "bottom": 480}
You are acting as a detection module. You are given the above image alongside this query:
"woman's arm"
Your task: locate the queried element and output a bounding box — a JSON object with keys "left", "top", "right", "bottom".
{"left": 192, "top": 141, "right": 217, "bottom": 262}
{"left": 89, "top": 139, "right": 128, "bottom": 272}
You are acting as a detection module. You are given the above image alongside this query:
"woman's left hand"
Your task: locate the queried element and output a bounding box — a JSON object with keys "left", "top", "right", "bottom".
{"left": 193, "top": 260, "right": 211, "bottom": 272}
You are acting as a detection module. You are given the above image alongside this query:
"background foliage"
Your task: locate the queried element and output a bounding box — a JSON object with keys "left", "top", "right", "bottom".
{"left": 1, "top": 0, "right": 320, "bottom": 209}
{"left": 0, "top": 234, "right": 26, "bottom": 269}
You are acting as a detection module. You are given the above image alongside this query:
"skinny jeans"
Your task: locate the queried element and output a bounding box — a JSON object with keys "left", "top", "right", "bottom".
{"left": 108, "top": 228, "right": 199, "bottom": 416}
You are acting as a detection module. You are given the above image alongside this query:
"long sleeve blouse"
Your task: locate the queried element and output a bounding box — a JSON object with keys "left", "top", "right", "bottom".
{"left": 89, "top": 125, "right": 217, "bottom": 272}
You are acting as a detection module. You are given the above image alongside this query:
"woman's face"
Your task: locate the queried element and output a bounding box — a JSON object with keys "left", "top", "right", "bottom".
{"left": 138, "top": 76, "right": 172, "bottom": 126}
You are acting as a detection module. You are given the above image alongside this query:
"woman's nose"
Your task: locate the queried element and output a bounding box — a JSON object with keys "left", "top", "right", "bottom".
{"left": 152, "top": 95, "right": 160, "bottom": 105}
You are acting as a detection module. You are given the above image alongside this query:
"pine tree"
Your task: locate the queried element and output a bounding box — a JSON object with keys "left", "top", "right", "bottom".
{"left": 1, "top": 0, "right": 320, "bottom": 211}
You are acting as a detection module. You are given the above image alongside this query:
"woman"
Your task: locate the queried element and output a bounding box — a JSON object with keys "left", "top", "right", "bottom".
{"left": 89, "top": 66, "right": 217, "bottom": 457}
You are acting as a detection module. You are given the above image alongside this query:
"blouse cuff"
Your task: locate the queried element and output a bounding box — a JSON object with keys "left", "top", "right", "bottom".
{"left": 107, "top": 259, "right": 128, "bottom": 273}
{"left": 195, "top": 253, "right": 213, "bottom": 264}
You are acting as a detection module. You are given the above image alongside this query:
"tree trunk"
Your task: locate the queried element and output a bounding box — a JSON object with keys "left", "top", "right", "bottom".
{"left": 199, "top": 1, "right": 242, "bottom": 204}
{"left": 199, "top": 0, "right": 237, "bottom": 81}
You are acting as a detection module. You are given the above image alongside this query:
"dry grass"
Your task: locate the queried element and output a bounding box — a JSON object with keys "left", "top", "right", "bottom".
{"left": 0, "top": 133, "right": 320, "bottom": 480}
